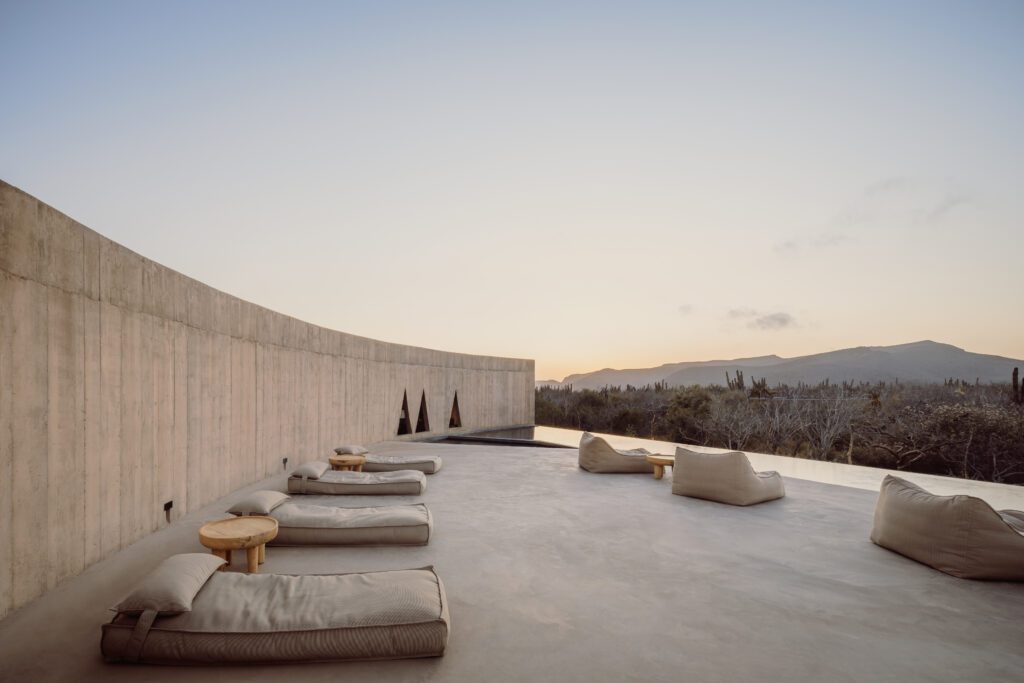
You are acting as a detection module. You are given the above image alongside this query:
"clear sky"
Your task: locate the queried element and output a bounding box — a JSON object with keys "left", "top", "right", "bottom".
{"left": 2, "top": 1, "right": 1022, "bottom": 380}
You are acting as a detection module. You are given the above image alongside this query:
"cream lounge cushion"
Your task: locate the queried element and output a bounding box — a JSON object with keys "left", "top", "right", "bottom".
{"left": 228, "top": 493, "right": 432, "bottom": 545}
{"left": 334, "top": 444, "right": 369, "bottom": 455}
{"left": 292, "top": 461, "right": 330, "bottom": 480}
{"left": 227, "top": 490, "right": 290, "bottom": 516}
{"left": 102, "top": 564, "right": 450, "bottom": 664}
{"left": 870, "top": 475, "right": 1024, "bottom": 581}
{"left": 269, "top": 503, "right": 432, "bottom": 546}
{"left": 288, "top": 469, "right": 426, "bottom": 495}
{"left": 671, "top": 447, "right": 785, "bottom": 506}
{"left": 112, "top": 554, "right": 226, "bottom": 616}
{"left": 577, "top": 432, "right": 655, "bottom": 473}
{"left": 363, "top": 454, "right": 444, "bottom": 474}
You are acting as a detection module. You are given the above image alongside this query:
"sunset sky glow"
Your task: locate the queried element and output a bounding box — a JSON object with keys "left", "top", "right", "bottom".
{"left": 3, "top": 1, "right": 1022, "bottom": 380}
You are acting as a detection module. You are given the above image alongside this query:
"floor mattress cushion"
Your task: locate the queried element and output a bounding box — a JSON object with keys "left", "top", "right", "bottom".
{"left": 288, "top": 469, "right": 426, "bottom": 495}
{"left": 362, "top": 454, "right": 443, "bottom": 474}
{"left": 101, "top": 566, "right": 450, "bottom": 664}
{"left": 270, "top": 503, "right": 433, "bottom": 546}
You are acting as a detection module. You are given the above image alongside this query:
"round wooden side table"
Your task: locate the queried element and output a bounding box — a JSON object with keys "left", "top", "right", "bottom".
{"left": 199, "top": 516, "right": 279, "bottom": 573}
{"left": 329, "top": 454, "right": 366, "bottom": 471}
{"left": 645, "top": 454, "right": 675, "bottom": 480}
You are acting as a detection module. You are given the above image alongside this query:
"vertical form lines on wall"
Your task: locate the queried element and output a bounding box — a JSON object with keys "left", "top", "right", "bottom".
{"left": 0, "top": 181, "right": 534, "bottom": 621}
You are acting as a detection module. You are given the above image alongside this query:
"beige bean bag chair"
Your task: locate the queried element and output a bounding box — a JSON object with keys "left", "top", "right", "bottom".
{"left": 288, "top": 461, "right": 426, "bottom": 495}
{"left": 671, "top": 447, "right": 785, "bottom": 506}
{"left": 578, "top": 432, "right": 655, "bottom": 473}
{"left": 102, "top": 554, "right": 450, "bottom": 664}
{"left": 334, "top": 446, "right": 443, "bottom": 474}
{"left": 870, "top": 475, "right": 1024, "bottom": 580}
{"left": 228, "top": 491, "right": 432, "bottom": 546}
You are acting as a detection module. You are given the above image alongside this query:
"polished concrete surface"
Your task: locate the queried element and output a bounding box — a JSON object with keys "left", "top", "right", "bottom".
{"left": 1, "top": 440, "right": 1022, "bottom": 682}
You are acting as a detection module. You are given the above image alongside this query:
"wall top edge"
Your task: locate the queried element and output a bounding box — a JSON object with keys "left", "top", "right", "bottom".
{"left": 0, "top": 179, "right": 534, "bottom": 370}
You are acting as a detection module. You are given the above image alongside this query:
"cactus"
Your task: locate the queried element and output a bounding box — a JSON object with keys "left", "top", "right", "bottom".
{"left": 1013, "top": 367, "right": 1021, "bottom": 404}
{"left": 724, "top": 370, "right": 746, "bottom": 390}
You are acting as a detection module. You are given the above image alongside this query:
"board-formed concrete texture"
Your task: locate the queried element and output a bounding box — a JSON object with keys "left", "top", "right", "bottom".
{"left": 0, "top": 441, "right": 1021, "bottom": 682}
{"left": 0, "top": 180, "right": 534, "bottom": 620}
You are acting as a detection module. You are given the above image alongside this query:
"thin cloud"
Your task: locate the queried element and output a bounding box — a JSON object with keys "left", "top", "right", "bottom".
{"left": 926, "top": 194, "right": 972, "bottom": 223}
{"left": 775, "top": 232, "right": 852, "bottom": 253}
{"left": 727, "top": 307, "right": 758, "bottom": 319}
{"left": 863, "top": 176, "right": 910, "bottom": 197}
{"left": 808, "top": 233, "right": 851, "bottom": 248}
{"left": 837, "top": 177, "right": 977, "bottom": 231}
{"left": 677, "top": 304, "right": 694, "bottom": 316}
{"left": 749, "top": 312, "right": 796, "bottom": 330}
{"left": 779, "top": 178, "right": 975, "bottom": 256}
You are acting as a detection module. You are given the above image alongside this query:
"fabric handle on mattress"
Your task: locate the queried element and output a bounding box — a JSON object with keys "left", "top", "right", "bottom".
{"left": 123, "top": 608, "right": 157, "bottom": 662}
{"left": 299, "top": 475, "right": 309, "bottom": 494}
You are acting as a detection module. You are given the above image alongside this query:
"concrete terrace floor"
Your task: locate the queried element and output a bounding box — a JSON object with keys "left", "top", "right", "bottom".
{"left": 1, "top": 441, "right": 1023, "bottom": 683}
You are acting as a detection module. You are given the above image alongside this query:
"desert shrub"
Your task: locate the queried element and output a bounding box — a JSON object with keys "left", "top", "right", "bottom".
{"left": 664, "top": 386, "right": 712, "bottom": 444}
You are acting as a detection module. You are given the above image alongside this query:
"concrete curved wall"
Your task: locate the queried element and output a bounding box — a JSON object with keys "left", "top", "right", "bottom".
{"left": 0, "top": 180, "right": 534, "bottom": 619}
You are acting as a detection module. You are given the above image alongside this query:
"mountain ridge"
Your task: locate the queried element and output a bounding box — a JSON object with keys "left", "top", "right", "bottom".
{"left": 543, "top": 341, "right": 1022, "bottom": 390}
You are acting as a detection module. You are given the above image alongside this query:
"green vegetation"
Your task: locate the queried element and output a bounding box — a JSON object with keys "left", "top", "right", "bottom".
{"left": 536, "top": 373, "right": 1024, "bottom": 485}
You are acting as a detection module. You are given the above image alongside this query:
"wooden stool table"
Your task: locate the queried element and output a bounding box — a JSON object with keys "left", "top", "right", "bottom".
{"left": 199, "top": 516, "right": 279, "bottom": 573}
{"left": 329, "top": 454, "right": 366, "bottom": 471}
{"left": 645, "top": 454, "right": 675, "bottom": 480}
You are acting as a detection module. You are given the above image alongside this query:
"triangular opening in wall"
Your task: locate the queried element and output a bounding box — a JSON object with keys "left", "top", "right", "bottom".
{"left": 415, "top": 390, "right": 430, "bottom": 433}
{"left": 397, "top": 391, "right": 412, "bottom": 436}
{"left": 449, "top": 392, "right": 462, "bottom": 429}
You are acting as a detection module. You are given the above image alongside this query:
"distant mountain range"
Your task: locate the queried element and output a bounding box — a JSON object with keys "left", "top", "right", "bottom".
{"left": 539, "top": 341, "right": 1023, "bottom": 390}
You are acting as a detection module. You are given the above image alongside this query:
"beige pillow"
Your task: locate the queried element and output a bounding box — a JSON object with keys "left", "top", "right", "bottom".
{"left": 335, "top": 445, "right": 369, "bottom": 455}
{"left": 113, "top": 553, "right": 225, "bottom": 615}
{"left": 227, "top": 490, "right": 289, "bottom": 516}
{"left": 292, "top": 461, "right": 330, "bottom": 480}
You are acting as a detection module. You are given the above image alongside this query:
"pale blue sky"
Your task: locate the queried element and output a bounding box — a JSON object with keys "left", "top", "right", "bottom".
{"left": 3, "top": 1, "right": 1022, "bottom": 379}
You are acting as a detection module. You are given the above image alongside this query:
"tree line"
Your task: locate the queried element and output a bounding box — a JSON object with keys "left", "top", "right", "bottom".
{"left": 536, "top": 377, "right": 1024, "bottom": 485}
